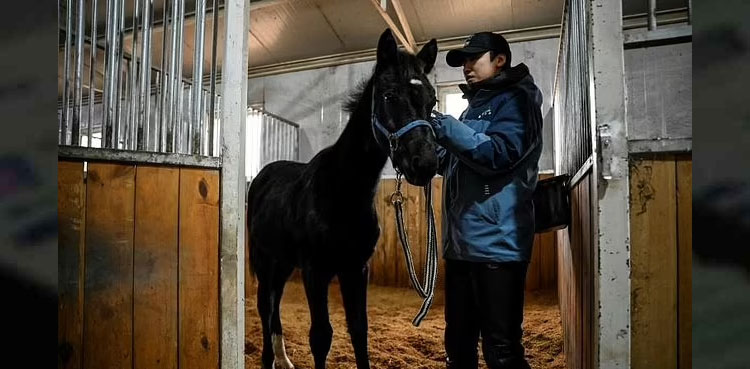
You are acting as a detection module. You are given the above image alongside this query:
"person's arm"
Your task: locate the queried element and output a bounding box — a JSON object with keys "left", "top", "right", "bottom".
{"left": 431, "top": 92, "right": 532, "bottom": 176}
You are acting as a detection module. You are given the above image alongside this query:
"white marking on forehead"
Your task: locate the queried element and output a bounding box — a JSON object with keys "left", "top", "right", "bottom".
{"left": 410, "top": 78, "right": 423, "bottom": 85}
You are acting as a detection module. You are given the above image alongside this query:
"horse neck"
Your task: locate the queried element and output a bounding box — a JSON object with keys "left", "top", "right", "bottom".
{"left": 330, "top": 81, "right": 388, "bottom": 195}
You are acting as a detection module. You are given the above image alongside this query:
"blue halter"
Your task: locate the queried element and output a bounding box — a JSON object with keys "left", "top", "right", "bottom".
{"left": 370, "top": 89, "right": 434, "bottom": 158}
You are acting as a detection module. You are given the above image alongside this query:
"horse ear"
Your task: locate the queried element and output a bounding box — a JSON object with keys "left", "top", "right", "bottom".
{"left": 376, "top": 29, "right": 398, "bottom": 70}
{"left": 417, "top": 39, "right": 438, "bottom": 74}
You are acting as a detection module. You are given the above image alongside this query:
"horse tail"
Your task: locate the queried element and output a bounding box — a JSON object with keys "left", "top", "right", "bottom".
{"left": 245, "top": 183, "right": 256, "bottom": 279}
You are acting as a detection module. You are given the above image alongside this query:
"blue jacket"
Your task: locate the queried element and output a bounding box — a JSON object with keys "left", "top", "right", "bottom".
{"left": 432, "top": 63, "right": 543, "bottom": 263}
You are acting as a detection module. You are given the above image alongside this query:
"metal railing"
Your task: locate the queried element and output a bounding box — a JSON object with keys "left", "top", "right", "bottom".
{"left": 553, "top": 0, "right": 592, "bottom": 177}
{"left": 58, "top": 0, "right": 223, "bottom": 157}
{"left": 246, "top": 107, "right": 299, "bottom": 181}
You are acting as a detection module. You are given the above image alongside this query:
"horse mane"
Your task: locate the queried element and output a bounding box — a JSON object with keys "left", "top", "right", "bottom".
{"left": 342, "top": 78, "right": 371, "bottom": 114}
{"left": 342, "top": 51, "right": 424, "bottom": 114}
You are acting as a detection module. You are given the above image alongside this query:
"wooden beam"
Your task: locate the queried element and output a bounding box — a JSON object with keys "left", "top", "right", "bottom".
{"left": 366, "top": 0, "right": 415, "bottom": 54}
{"left": 390, "top": 0, "right": 416, "bottom": 52}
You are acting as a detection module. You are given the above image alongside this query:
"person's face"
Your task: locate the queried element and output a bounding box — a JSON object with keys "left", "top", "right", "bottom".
{"left": 462, "top": 51, "right": 506, "bottom": 85}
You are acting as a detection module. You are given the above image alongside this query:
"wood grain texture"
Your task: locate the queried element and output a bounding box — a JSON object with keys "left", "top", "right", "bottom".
{"left": 134, "top": 166, "right": 179, "bottom": 369}
{"left": 179, "top": 168, "right": 220, "bottom": 369}
{"left": 676, "top": 158, "right": 692, "bottom": 369}
{"left": 83, "top": 162, "right": 135, "bottom": 369}
{"left": 630, "top": 157, "right": 678, "bottom": 369}
{"left": 58, "top": 161, "right": 86, "bottom": 369}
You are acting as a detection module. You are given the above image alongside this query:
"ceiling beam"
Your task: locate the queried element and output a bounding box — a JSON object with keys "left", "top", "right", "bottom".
{"left": 366, "top": 0, "right": 415, "bottom": 53}
{"left": 389, "top": 0, "right": 416, "bottom": 52}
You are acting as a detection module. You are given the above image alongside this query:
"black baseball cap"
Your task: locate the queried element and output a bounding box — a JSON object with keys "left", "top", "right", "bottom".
{"left": 446, "top": 32, "right": 512, "bottom": 67}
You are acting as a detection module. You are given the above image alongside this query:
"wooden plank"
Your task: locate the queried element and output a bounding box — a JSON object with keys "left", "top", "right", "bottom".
{"left": 179, "top": 168, "right": 220, "bottom": 369}
{"left": 540, "top": 231, "right": 557, "bottom": 289}
{"left": 676, "top": 158, "right": 692, "bottom": 369}
{"left": 581, "top": 174, "right": 592, "bottom": 369}
{"left": 566, "top": 181, "right": 581, "bottom": 369}
{"left": 630, "top": 157, "right": 678, "bottom": 369}
{"left": 84, "top": 162, "right": 136, "bottom": 369}
{"left": 381, "top": 179, "right": 399, "bottom": 287}
{"left": 526, "top": 234, "right": 541, "bottom": 291}
{"left": 134, "top": 166, "right": 179, "bottom": 369}
{"left": 58, "top": 161, "right": 86, "bottom": 369}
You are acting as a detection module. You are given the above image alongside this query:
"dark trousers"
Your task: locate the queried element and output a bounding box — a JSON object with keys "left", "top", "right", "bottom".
{"left": 444, "top": 259, "right": 531, "bottom": 369}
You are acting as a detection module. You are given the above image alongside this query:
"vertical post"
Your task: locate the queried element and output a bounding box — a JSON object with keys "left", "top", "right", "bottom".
{"left": 114, "top": 0, "right": 126, "bottom": 148}
{"left": 87, "top": 0, "right": 98, "bottom": 147}
{"left": 139, "top": 0, "right": 153, "bottom": 151}
{"left": 72, "top": 0, "right": 85, "bottom": 146}
{"left": 193, "top": 0, "right": 207, "bottom": 155}
{"left": 174, "top": 0, "right": 185, "bottom": 153}
{"left": 219, "top": 0, "right": 249, "bottom": 367}
{"left": 687, "top": 0, "right": 692, "bottom": 25}
{"left": 128, "top": 0, "right": 141, "bottom": 150}
{"left": 159, "top": 0, "right": 171, "bottom": 152}
{"left": 589, "top": 0, "right": 630, "bottom": 367}
{"left": 648, "top": 0, "right": 657, "bottom": 31}
{"left": 61, "top": 0, "right": 73, "bottom": 145}
{"left": 208, "top": 0, "right": 220, "bottom": 157}
{"left": 102, "top": 0, "right": 114, "bottom": 148}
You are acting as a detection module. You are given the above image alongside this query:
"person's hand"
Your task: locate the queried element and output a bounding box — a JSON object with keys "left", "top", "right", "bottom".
{"left": 430, "top": 110, "right": 447, "bottom": 123}
{"left": 429, "top": 110, "right": 448, "bottom": 140}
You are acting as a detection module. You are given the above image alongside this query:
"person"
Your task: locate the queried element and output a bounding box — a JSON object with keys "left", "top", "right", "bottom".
{"left": 428, "top": 31, "right": 543, "bottom": 369}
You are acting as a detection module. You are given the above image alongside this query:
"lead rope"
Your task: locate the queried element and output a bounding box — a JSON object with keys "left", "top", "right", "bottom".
{"left": 391, "top": 171, "right": 439, "bottom": 326}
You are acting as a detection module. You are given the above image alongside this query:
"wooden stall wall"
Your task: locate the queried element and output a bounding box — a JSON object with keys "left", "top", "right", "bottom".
{"left": 369, "top": 175, "right": 558, "bottom": 291}
{"left": 630, "top": 154, "right": 692, "bottom": 369}
{"left": 556, "top": 170, "right": 594, "bottom": 369}
{"left": 57, "top": 160, "right": 220, "bottom": 369}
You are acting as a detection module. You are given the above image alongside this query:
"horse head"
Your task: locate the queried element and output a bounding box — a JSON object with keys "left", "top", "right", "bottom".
{"left": 371, "top": 29, "right": 439, "bottom": 186}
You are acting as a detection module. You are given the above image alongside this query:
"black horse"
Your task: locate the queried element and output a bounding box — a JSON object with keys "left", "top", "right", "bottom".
{"left": 247, "top": 29, "right": 439, "bottom": 369}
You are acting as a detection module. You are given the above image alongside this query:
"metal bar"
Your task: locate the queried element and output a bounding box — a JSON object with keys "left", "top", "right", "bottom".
{"left": 159, "top": 0, "right": 171, "bottom": 152}
{"left": 87, "top": 0, "right": 98, "bottom": 147}
{"left": 101, "top": 0, "right": 113, "bottom": 148}
{"left": 174, "top": 0, "right": 185, "bottom": 152}
{"left": 128, "top": 0, "right": 141, "bottom": 150}
{"left": 113, "top": 0, "right": 126, "bottom": 148}
{"left": 648, "top": 0, "right": 657, "bottom": 30}
{"left": 184, "top": 82, "right": 192, "bottom": 154}
{"left": 59, "top": 145, "right": 222, "bottom": 168}
{"left": 688, "top": 0, "right": 692, "bottom": 24}
{"left": 208, "top": 0, "right": 219, "bottom": 157}
{"left": 168, "top": 0, "right": 179, "bottom": 152}
{"left": 193, "top": 0, "right": 207, "bottom": 155}
{"left": 220, "top": 0, "right": 250, "bottom": 363}
{"left": 61, "top": 0, "right": 74, "bottom": 145}
{"left": 138, "top": 0, "right": 153, "bottom": 151}
{"left": 72, "top": 0, "right": 85, "bottom": 146}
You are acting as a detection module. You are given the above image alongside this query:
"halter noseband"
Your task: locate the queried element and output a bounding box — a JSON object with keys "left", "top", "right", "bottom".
{"left": 370, "top": 88, "right": 434, "bottom": 161}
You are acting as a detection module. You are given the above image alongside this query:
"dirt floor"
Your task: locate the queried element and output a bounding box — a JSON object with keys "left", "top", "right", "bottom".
{"left": 245, "top": 280, "right": 564, "bottom": 369}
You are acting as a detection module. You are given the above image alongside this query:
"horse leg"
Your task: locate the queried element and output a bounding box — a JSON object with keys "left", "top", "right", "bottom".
{"left": 256, "top": 267, "right": 275, "bottom": 369}
{"left": 255, "top": 254, "right": 293, "bottom": 369}
{"left": 270, "top": 263, "right": 295, "bottom": 369}
{"left": 302, "top": 267, "right": 334, "bottom": 369}
{"left": 338, "top": 264, "right": 371, "bottom": 369}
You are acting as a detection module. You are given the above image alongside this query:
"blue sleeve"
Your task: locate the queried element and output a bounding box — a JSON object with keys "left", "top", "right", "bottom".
{"left": 432, "top": 93, "right": 530, "bottom": 176}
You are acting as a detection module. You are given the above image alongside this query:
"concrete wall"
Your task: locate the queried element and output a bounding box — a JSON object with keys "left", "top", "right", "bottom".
{"left": 624, "top": 42, "right": 692, "bottom": 140}
{"left": 247, "top": 37, "right": 560, "bottom": 175}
